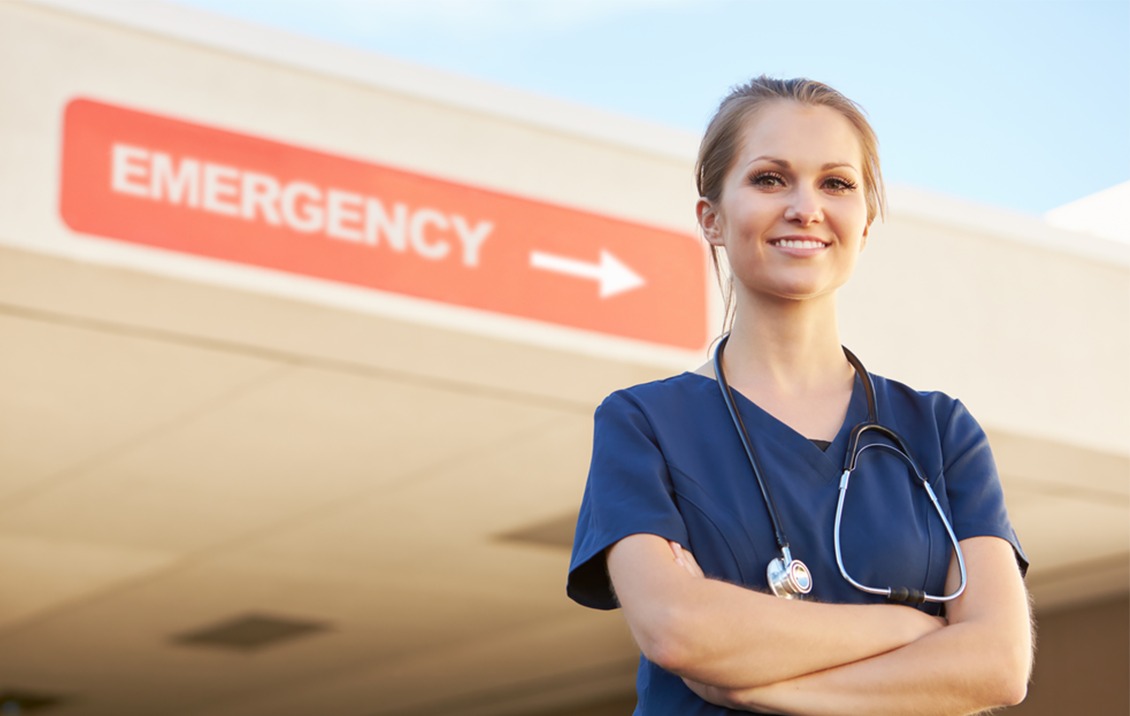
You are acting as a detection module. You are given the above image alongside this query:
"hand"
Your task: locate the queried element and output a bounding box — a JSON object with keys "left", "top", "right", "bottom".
{"left": 669, "top": 541, "right": 705, "bottom": 578}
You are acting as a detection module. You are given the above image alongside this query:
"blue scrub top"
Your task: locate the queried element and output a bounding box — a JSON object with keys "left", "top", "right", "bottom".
{"left": 567, "top": 370, "right": 1027, "bottom": 715}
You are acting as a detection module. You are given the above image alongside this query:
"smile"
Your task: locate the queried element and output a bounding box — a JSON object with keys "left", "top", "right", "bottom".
{"left": 770, "top": 238, "right": 829, "bottom": 249}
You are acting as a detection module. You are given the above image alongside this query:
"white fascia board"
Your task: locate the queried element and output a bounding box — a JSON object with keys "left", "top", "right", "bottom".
{"left": 888, "top": 184, "right": 1130, "bottom": 268}
{"left": 20, "top": 0, "right": 701, "bottom": 162}
{"left": 1045, "top": 181, "right": 1130, "bottom": 244}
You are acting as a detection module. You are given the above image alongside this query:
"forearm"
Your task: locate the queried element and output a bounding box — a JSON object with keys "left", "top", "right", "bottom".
{"left": 728, "top": 617, "right": 1030, "bottom": 715}
{"left": 697, "top": 537, "right": 1033, "bottom": 715}
{"left": 656, "top": 578, "right": 946, "bottom": 687}
{"left": 609, "top": 536, "right": 943, "bottom": 688}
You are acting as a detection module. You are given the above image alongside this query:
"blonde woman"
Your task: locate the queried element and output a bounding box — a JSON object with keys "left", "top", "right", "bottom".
{"left": 568, "top": 76, "right": 1032, "bottom": 715}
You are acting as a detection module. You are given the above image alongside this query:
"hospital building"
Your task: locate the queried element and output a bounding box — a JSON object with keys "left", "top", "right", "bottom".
{"left": 1, "top": 1, "right": 1127, "bottom": 714}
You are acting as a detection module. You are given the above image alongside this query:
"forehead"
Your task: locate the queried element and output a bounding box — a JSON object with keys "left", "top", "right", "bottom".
{"left": 735, "top": 101, "right": 863, "bottom": 169}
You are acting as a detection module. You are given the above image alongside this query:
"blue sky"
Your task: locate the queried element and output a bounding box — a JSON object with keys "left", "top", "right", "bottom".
{"left": 169, "top": 0, "right": 1129, "bottom": 216}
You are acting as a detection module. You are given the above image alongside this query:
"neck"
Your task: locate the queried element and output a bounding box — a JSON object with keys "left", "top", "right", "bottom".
{"left": 721, "top": 293, "right": 850, "bottom": 392}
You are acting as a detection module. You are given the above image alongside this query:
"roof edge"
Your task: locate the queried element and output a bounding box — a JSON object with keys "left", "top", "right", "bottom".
{"left": 888, "top": 185, "right": 1130, "bottom": 268}
{"left": 21, "top": 0, "right": 701, "bottom": 162}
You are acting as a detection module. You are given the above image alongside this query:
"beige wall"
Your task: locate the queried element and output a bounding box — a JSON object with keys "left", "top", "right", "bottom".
{"left": 1012, "top": 596, "right": 1130, "bottom": 716}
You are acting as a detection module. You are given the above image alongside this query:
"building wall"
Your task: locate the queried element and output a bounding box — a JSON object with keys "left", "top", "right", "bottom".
{"left": 1011, "top": 596, "right": 1130, "bottom": 716}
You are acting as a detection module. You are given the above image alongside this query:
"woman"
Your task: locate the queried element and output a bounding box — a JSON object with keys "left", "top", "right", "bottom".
{"left": 567, "top": 76, "right": 1033, "bottom": 715}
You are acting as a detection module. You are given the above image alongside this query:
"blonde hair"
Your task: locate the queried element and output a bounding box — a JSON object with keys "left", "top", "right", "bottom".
{"left": 696, "top": 76, "right": 886, "bottom": 332}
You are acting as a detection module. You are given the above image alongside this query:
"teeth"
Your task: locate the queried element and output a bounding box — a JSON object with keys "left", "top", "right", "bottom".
{"left": 775, "top": 239, "right": 825, "bottom": 249}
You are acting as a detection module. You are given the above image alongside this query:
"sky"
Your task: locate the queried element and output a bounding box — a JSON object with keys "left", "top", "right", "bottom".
{"left": 166, "top": 0, "right": 1129, "bottom": 218}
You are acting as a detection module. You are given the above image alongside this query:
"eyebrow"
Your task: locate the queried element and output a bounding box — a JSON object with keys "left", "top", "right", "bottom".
{"left": 751, "top": 156, "right": 858, "bottom": 171}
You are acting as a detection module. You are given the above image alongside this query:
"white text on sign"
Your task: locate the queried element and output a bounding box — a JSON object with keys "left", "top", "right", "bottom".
{"left": 110, "top": 143, "right": 493, "bottom": 266}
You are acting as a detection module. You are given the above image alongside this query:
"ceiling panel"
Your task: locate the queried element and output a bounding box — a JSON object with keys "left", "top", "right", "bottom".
{"left": 0, "top": 558, "right": 567, "bottom": 716}
{"left": 0, "top": 533, "right": 175, "bottom": 631}
{"left": 0, "top": 365, "right": 569, "bottom": 554}
{"left": 178, "top": 611, "right": 637, "bottom": 716}
{"left": 0, "top": 311, "right": 280, "bottom": 502}
{"left": 214, "top": 413, "right": 591, "bottom": 604}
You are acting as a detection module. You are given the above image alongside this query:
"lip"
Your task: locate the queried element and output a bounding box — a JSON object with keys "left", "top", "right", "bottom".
{"left": 768, "top": 235, "right": 830, "bottom": 255}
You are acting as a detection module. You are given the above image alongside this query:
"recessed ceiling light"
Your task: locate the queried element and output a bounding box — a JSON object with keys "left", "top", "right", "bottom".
{"left": 496, "top": 512, "right": 577, "bottom": 550}
{"left": 171, "top": 613, "right": 331, "bottom": 653}
{"left": 0, "top": 689, "right": 68, "bottom": 713}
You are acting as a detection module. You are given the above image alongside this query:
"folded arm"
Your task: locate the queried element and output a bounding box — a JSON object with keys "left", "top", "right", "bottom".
{"left": 684, "top": 536, "right": 1034, "bottom": 715}
{"left": 606, "top": 533, "right": 945, "bottom": 689}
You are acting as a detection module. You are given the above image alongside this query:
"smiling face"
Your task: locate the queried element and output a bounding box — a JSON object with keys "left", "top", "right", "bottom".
{"left": 698, "top": 100, "right": 870, "bottom": 306}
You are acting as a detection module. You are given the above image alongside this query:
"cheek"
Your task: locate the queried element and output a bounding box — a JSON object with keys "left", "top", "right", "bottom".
{"left": 832, "top": 200, "right": 869, "bottom": 239}
{"left": 727, "top": 200, "right": 778, "bottom": 236}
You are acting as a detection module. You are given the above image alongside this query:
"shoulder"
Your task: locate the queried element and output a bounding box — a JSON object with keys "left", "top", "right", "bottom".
{"left": 870, "top": 372, "right": 969, "bottom": 427}
{"left": 869, "top": 373, "right": 992, "bottom": 466}
{"left": 598, "top": 372, "right": 713, "bottom": 416}
{"left": 594, "top": 372, "right": 719, "bottom": 441}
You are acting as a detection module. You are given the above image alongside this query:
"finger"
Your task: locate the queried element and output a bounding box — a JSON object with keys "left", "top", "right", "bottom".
{"left": 680, "top": 546, "right": 706, "bottom": 578}
{"left": 668, "top": 542, "right": 706, "bottom": 578}
{"left": 668, "top": 540, "right": 686, "bottom": 565}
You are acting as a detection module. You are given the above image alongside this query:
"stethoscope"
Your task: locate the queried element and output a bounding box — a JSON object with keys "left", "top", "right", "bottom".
{"left": 712, "top": 334, "right": 967, "bottom": 604}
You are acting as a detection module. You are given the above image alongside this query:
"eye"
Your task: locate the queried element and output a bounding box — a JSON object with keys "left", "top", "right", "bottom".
{"left": 823, "top": 176, "right": 858, "bottom": 193}
{"left": 750, "top": 171, "right": 786, "bottom": 187}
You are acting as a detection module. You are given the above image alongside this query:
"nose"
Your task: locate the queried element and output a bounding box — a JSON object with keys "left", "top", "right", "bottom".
{"left": 785, "top": 187, "right": 823, "bottom": 225}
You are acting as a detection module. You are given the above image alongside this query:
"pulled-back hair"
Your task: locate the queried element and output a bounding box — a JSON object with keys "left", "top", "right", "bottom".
{"left": 697, "top": 75, "right": 885, "bottom": 222}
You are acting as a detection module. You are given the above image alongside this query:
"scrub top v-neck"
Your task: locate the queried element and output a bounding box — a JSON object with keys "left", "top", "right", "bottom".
{"left": 568, "top": 370, "right": 1026, "bottom": 716}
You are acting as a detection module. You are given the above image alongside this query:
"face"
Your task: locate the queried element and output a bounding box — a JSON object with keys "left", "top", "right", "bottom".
{"left": 698, "top": 101, "right": 870, "bottom": 305}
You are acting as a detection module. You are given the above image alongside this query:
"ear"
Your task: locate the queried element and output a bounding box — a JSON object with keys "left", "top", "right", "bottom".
{"left": 860, "top": 221, "right": 870, "bottom": 251}
{"left": 697, "top": 198, "right": 724, "bottom": 246}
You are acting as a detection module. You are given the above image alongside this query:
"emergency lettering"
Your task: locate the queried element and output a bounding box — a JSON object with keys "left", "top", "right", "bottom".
{"left": 110, "top": 143, "right": 492, "bottom": 267}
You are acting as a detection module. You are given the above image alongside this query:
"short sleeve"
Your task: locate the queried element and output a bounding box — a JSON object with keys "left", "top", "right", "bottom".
{"left": 566, "top": 392, "right": 689, "bottom": 610}
{"left": 941, "top": 399, "right": 1029, "bottom": 576}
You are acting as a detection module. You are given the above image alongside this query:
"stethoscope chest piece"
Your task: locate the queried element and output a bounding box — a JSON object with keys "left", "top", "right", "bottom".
{"left": 767, "top": 548, "right": 812, "bottom": 599}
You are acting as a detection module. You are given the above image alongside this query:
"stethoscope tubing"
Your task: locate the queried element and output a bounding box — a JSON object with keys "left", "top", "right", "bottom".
{"left": 712, "top": 335, "right": 794, "bottom": 557}
{"left": 713, "top": 333, "right": 968, "bottom": 604}
{"left": 833, "top": 441, "right": 968, "bottom": 604}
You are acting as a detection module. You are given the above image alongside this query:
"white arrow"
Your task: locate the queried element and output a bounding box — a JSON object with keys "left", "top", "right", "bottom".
{"left": 530, "top": 249, "right": 646, "bottom": 298}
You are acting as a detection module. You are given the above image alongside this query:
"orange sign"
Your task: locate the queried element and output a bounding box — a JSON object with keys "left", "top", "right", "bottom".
{"left": 60, "top": 99, "right": 708, "bottom": 349}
